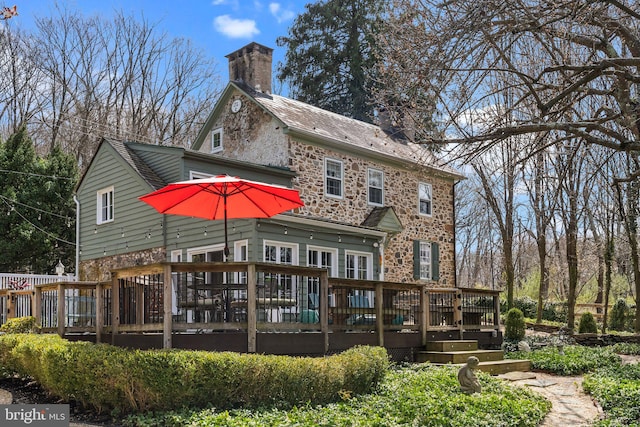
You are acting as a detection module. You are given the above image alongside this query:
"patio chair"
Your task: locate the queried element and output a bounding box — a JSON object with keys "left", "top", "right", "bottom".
{"left": 346, "top": 294, "right": 375, "bottom": 325}
{"left": 308, "top": 293, "right": 319, "bottom": 310}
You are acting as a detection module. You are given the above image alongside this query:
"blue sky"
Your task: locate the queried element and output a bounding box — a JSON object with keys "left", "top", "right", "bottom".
{"left": 10, "top": 0, "right": 302, "bottom": 81}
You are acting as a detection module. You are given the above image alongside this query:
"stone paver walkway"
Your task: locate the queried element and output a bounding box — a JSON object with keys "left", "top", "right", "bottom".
{"left": 501, "top": 371, "right": 602, "bottom": 426}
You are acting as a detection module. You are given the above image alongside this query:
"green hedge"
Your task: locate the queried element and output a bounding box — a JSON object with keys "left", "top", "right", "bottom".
{"left": 0, "top": 334, "right": 389, "bottom": 414}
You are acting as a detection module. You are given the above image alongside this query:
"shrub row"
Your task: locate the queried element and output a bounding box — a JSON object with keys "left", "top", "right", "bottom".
{"left": 0, "top": 334, "right": 389, "bottom": 414}
{"left": 501, "top": 297, "right": 567, "bottom": 323}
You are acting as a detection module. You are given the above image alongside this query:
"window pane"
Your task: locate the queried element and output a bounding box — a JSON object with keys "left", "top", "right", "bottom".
{"left": 326, "top": 160, "right": 342, "bottom": 197}
{"left": 369, "top": 187, "right": 383, "bottom": 204}
{"left": 419, "top": 241, "right": 431, "bottom": 280}
{"left": 419, "top": 183, "right": 432, "bottom": 215}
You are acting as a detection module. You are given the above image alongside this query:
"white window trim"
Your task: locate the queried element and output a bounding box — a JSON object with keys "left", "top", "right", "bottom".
{"left": 307, "top": 244, "right": 339, "bottom": 277}
{"left": 210, "top": 128, "right": 223, "bottom": 153}
{"left": 190, "top": 171, "right": 215, "bottom": 180}
{"left": 419, "top": 241, "right": 432, "bottom": 280}
{"left": 263, "top": 240, "right": 299, "bottom": 265}
{"left": 324, "top": 157, "right": 344, "bottom": 199}
{"left": 345, "top": 250, "right": 373, "bottom": 280}
{"left": 367, "top": 168, "right": 384, "bottom": 206}
{"left": 234, "top": 239, "right": 249, "bottom": 262}
{"left": 186, "top": 243, "right": 225, "bottom": 261}
{"left": 96, "top": 186, "right": 114, "bottom": 225}
{"left": 418, "top": 182, "right": 433, "bottom": 217}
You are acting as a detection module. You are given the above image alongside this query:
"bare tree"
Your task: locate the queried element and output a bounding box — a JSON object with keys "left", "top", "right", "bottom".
{"left": 380, "top": 0, "right": 640, "bottom": 157}
{"left": 3, "top": 5, "right": 223, "bottom": 167}
{"left": 380, "top": 0, "right": 640, "bottom": 328}
{"left": 0, "top": 27, "right": 45, "bottom": 137}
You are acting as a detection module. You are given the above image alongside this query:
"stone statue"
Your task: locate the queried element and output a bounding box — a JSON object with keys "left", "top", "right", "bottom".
{"left": 518, "top": 341, "right": 531, "bottom": 352}
{"left": 458, "top": 356, "right": 482, "bottom": 394}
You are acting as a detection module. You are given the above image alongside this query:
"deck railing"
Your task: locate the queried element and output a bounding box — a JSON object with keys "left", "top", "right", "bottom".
{"left": 5, "top": 263, "right": 500, "bottom": 352}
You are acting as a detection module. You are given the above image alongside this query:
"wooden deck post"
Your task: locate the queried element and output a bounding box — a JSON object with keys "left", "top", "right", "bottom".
{"left": 6, "top": 291, "right": 14, "bottom": 320}
{"left": 95, "top": 283, "right": 103, "bottom": 343}
{"left": 57, "top": 283, "right": 65, "bottom": 337}
{"left": 454, "top": 290, "right": 463, "bottom": 339}
{"left": 375, "top": 283, "right": 384, "bottom": 347}
{"left": 493, "top": 292, "right": 501, "bottom": 332}
{"left": 319, "top": 270, "right": 329, "bottom": 353}
{"left": 33, "top": 287, "right": 41, "bottom": 327}
{"left": 247, "top": 264, "right": 256, "bottom": 353}
{"left": 421, "top": 286, "right": 428, "bottom": 346}
{"left": 163, "top": 264, "right": 173, "bottom": 349}
{"left": 111, "top": 275, "right": 119, "bottom": 345}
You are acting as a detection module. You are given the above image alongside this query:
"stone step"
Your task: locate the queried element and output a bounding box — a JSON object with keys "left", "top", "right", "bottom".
{"left": 429, "top": 359, "right": 532, "bottom": 375}
{"left": 416, "top": 349, "right": 504, "bottom": 364}
{"left": 426, "top": 340, "right": 478, "bottom": 352}
{"left": 475, "top": 359, "right": 531, "bottom": 375}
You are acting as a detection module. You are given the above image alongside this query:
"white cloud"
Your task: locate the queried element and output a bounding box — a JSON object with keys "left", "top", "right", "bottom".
{"left": 212, "top": 0, "right": 239, "bottom": 6}
{"left": 269, "top": 3, "right": 295, "bottom": 23}
{"left": 213, "top": 15, "right": 260, "bottom": 38}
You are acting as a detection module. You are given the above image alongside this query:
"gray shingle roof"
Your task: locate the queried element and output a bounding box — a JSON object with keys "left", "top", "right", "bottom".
{"left": 240, "top": 84, "right": 462, "bottom": 179}
{"left": 106, "top": 139, "right": 166, "bottom": 190}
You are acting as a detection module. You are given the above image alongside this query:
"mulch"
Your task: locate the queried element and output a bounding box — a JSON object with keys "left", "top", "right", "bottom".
{"left": 0, "top": 376, "right": 123, "bottom": 426}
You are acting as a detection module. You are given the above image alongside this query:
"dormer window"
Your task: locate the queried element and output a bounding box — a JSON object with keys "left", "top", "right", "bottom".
{"left": 210, "top": 128, "right": 223, "bottom": 153}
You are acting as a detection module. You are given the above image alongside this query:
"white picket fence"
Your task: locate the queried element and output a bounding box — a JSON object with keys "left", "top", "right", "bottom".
{"left": 0, "top": 273, "right": 77, "bottom": 290}
{"left": 0, "top": 273, "right": 78, "bottom": 324}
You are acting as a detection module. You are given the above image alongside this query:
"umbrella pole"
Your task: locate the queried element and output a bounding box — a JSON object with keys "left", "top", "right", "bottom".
{"left": 223, "top": 194, "right": 230, "bottom": 260}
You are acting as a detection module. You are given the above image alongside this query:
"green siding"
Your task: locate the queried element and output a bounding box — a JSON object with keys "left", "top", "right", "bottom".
{"left": 133, "top": 149, "right": 182, "bottom": 184}
{"left": 77, "top": 144, "right": 164, "bottom": 260}
{"left": 183, "top": 158, "right": 293, "bottom": 187}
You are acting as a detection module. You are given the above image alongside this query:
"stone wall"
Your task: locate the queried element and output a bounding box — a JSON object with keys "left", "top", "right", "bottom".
{"left": 290, "top": 139, "right": 456, "bottom": 287}
{"left": 79, "top": 247, "right": 165, "bottom": 281}
{"left": 203, "top": 92, "right": 456, "bottom": 287}
{"left": 202, "top": 94, "right": 288, "bottom": 167}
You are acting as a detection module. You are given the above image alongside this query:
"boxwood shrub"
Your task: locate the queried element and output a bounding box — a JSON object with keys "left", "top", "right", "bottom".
{"left": 0, "top": 334, "right": 389, "bottom": 414}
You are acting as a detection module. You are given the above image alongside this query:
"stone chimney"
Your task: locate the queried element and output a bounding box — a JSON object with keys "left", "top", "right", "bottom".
{"left": 226, "top": 42, "right": 273, "bottom": 93}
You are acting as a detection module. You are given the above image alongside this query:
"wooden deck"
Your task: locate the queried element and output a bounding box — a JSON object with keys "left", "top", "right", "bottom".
{"left": 0, "top": 262, "right": 502, "bottom": 361}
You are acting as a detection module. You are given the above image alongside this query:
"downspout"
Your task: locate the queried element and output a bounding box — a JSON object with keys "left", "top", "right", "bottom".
{"left": 73, "top": 194, "right": 80, "bottom": 280}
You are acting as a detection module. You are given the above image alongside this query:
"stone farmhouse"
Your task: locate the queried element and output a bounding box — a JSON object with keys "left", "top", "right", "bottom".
{"left": 75, "top": 42, "right": 463, "bottom": 291}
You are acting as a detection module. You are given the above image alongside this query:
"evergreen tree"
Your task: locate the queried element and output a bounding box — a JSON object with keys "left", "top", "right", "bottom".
{"left": 276, "top": 0, "right": 385, "bottom": 123}
{"left": 0, "top": 128, "right": 78, "bottom": 273}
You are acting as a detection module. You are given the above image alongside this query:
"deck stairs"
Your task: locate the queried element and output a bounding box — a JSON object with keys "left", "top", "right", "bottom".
{"left": 415, "top": 340, "right": 531, "bottom": 375}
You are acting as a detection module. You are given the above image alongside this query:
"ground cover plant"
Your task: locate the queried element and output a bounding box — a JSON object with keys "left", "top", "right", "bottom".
{"left": 504, "top": 341, "right": 640, "bottom": 425}
{"left": 505, "top": 344, "right": 621, "bottom": 375}
{"left": 584, "top": 363, "right": 640, "bottom": 426}
{"left": 122, "top": 364, "right": 551, "bottom": 427}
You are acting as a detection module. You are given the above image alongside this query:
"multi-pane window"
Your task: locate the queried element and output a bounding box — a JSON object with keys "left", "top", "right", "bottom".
{"left": 325, "top": 158, "right": 343, "bottom": 198}
{"left": 210, "top": 128, "right": 223, "bottom": 153}
{"left": 368, "top": 168, "right": 384, "bottom": 206}
{"left": 419, "top": 241, "right": 432, "bottom": 280}
{"left": 419, "top": 182, "right": 432, "bottom": 216}
{"left": 308, "top": 246, "right": 337, "bottom": 300}
{"left": 413, "top": 240, "right": 439, "bottom": 281}
{"left": 234, "top": 240, "right": 249, "bottom": 298}
{"left": 96, "top": 187, "right": 114, "bottom": 224}
{"left": 345, "top": 251, "right": 372, "bottom": 280}
{"left": 264, "top": 241, "right": 298, "bottom": 298}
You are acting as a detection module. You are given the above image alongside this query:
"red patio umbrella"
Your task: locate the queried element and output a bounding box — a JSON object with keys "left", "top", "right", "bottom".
{"left": 139, "top": 175, "right": 304, "bottom": 259}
